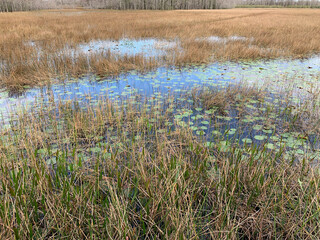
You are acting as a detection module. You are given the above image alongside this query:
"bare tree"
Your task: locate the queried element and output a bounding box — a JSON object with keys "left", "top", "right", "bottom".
{"left": 0, "top": 0, "right": 243, "bottom": 11}
{"left": 5, "top": 0, "right": 319, "bottom": 12}
{"left": 0, "top": 0, "right": 58, "bottom": 12}
{"left": 239, "top": 0, "right": 320, "bottom": 7}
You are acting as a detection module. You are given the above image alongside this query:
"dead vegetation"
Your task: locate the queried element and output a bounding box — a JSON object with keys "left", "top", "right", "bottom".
{"left": 1, "top": 8, "right": 320, "bottom": 89}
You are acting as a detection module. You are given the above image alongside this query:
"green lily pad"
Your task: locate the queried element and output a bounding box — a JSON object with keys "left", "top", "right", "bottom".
{"left": 254, "top": 135, "right": 267, "bottom": 141}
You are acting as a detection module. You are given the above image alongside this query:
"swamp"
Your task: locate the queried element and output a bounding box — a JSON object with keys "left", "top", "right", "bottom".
{"left": 0, "top": 7, "right": 320, "bottom": 239}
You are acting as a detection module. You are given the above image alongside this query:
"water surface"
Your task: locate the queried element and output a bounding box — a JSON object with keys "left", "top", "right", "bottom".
{"left": 1, "top": 43, "right": 319, "bottom": 159}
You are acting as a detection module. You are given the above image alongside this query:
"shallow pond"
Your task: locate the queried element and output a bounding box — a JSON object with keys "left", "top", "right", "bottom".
{"left": 28, "top": 36, "right": 252, "bottom": 60}
{"left": 0, "top": 49, "right": 320, "bottom": 158}
{"left": 75, "top": 38, "right": 179, "bottom": 58}
{"left": 1, "top": 55, "right": 319, "bottom": 119}
{"left": 197, "top": 35, "right": 253, "bottom": 43}
{"left": 25, "top": 38, "right": 180, "bottom": 60}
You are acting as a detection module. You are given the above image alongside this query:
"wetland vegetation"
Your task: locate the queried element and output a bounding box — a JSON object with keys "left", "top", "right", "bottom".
{"left": 0, "top": 8, "right": 320, "bottom": 239}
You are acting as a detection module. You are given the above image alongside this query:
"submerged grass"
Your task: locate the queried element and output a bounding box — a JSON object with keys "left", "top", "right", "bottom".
{"left": 0, "top": 82, "right": 320, "bottom": 238}
{"left": 194, "top": 84, "right": 265, "bottom": 115}
{"left": 1, "top": 8, "right": 320, "bottom": 89}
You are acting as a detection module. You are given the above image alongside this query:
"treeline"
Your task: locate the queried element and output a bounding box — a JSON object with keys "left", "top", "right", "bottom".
{"left": 79, "top": 0, "right": 238, "bottom": 9}
{"left": 0, "top": 0, "right": 57, "bottom": 12}
{"left": 0, "top": 0, "right": 238, "bottom": 11}
{"left": 240, "top": 0, "right": 320, "bottom": 7}
{"left": 1, "top": 0, "right": 319, "bottom": 12}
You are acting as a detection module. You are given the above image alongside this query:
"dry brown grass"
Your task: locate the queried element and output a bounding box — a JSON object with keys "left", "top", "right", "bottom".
{"left": 1, "top": 8, "right": 320, "bottom": 89}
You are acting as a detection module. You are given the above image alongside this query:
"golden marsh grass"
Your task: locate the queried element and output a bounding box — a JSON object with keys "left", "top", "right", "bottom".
{"left": 1, "top": 8, "right": 320, "bottom": 89}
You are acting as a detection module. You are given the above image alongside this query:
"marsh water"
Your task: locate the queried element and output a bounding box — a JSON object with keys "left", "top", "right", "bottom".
{"left": 76, "top": 38, "right": 180, "bottom": 58}
{"left": 1, "top": 39, "right": 320, "bottom": 158}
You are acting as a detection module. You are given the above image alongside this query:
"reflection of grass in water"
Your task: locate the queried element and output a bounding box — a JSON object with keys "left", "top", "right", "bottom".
{"left": 0, "top": 83, "right": 319, "bottom": 238}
